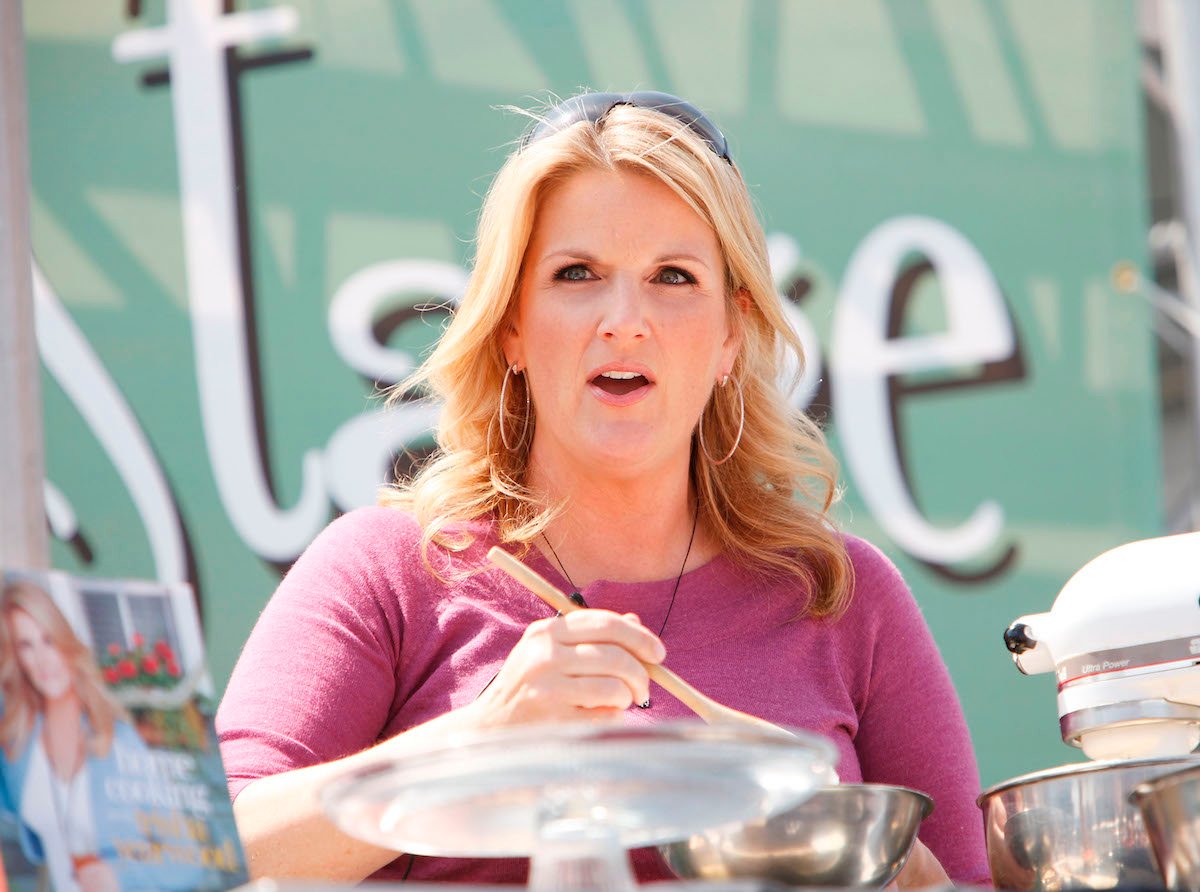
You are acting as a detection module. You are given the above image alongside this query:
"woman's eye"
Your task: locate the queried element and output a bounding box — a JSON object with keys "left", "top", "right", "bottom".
{"left": 656, "top": 267, "right": 696, "bottom": 286}
{"left": 554, "top": 264, "right": 593, "bottom": 282}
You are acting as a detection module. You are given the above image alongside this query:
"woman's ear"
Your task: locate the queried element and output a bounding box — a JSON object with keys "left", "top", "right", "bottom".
{"left": 501, "top": 317, "right": 522, "bottom": 370}
{"left": 721, "top": 288, "right": 750, "bottom": 368}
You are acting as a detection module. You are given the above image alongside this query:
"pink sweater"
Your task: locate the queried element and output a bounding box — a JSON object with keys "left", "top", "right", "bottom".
{"left": 217, "top": 507, "right": 989, "bottom": 885}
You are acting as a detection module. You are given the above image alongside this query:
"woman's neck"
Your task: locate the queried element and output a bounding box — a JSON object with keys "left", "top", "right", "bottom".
{"left": 529, "top": 458, "right": 711, "bottom": 586}
{"left": 40, "top": 692, "right": 86, "bottom": 780}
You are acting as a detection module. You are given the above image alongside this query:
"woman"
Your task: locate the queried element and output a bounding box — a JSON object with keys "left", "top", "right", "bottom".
{"left": 0, "top": 579, "right": 124, "bottom": 892}
{"left": 0, "top": 579, "right": 231, "bottom": 892}
{"left": 217, "top": 92, "right": 989, "bottom": 886}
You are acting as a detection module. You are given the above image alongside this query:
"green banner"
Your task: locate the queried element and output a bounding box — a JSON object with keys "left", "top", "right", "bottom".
{"left": 28, "top": 0, "right": 1158, "bottom": 788}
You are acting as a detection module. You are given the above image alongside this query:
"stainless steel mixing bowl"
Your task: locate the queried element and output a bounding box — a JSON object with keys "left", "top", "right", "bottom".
{"left": 657, "top": 783, "right": 933, "bottom": 888}
{"left": 979, "top": 755, "right": 1200, "bottom": 891}
{"left": 1131, "top": 763, "right": 1200, "bottom": 891}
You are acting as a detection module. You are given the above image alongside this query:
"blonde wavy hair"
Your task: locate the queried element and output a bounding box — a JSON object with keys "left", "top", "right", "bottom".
{"left": 382, "top": 98, "right": 853, "bottom": 616}
{"left": 0, "top": 578, "right": 129, "bottom": 760}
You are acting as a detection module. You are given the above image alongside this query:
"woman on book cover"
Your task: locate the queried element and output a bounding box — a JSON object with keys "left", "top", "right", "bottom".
{"left": 0, "top": 579, "right": 233, "bottom": 892}
{"left": 0, "top": 578, "right": 125, "bottom": 892}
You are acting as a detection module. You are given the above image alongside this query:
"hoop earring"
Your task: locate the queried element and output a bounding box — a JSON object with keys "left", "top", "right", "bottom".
{"left": 499, "top": 363, "right": 532, "bottom": 450}
{"left": 698, "top": 374, "right": 744, "bottom": 466}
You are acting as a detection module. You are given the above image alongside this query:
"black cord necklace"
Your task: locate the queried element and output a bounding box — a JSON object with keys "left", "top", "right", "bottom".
{"left": 543, "top": 503, "right": 701, "bottom": 641}
{"left": 474, "top": 507, "right": 700, "bottom": 712}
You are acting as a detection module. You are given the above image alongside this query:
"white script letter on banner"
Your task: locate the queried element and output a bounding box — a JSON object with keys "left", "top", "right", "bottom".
{"left": 34, "top": 263, "right": 187, "bottom": 583}
{"left": 831, "top": 216, "right": 1014, "bottom": 565}
{"left": 113, "top": 1, "right": 322, "bottom": 563}
{"left": 766, "top": 232, "right": 823, "bottom": 409}
{"left": 325, "top": 260, "right": 467, "bottom": 510}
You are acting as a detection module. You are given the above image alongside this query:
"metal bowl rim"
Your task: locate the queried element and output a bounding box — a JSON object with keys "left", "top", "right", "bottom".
{"left": 660, "top": 783, "right": 932, "bottom": 885}
{"left": 977, "top": 755, "right": 1200, "bottom": 805}
{"left": 1129, "top": 761, "right": 1200, "bottom": 801}
{"left": 805, "top": 783, "right": 934, "bottom": 819}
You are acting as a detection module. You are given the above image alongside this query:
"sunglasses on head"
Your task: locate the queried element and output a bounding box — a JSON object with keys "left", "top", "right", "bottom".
{"left": 521, "top": 91, "right": 732, "bottom": 165}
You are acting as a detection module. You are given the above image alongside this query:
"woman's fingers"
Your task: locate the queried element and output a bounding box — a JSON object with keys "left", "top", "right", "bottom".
{"left": 479, "top": 609, "right": 664, "bottom": 724}
{"left": 556, "top": 643, "right": 652, "bottom": 705}
{"left": 564, "top": 674, "right": 640, "bottom": 710}
{"left": 573, "top": 705, "right": 624, "bottom": 722}
{"left": 76, "top": 861, "right": 120, "bottom": 892}
{"left": 553, "top": 609, "right": 666, "bottom": 664}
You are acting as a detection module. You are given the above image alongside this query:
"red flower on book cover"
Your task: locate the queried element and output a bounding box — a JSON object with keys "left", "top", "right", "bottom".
{"left": 100, "top": 637, "right": 185, "bottom": 690}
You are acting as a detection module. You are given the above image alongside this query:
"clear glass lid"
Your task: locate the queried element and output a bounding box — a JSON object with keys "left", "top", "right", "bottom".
{"left": 320, "top": 719, "right": 838, "bottom": 857}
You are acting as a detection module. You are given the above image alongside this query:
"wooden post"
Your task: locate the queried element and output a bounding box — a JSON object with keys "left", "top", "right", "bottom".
{"left": 1161, "top": 0, "right": 1200, "bottom": 531}
{"left": 0, "top": 0, "right": 47, "bottom": 570}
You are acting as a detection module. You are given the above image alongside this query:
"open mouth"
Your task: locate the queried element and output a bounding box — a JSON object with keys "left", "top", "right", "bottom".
{"left": 592, "top": 370, "right": 651, "bottom": 396}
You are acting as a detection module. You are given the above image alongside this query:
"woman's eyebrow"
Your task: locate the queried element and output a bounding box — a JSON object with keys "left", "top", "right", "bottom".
{"left": 654, "top": 252, "right": 711, "bottom": 270}
{"left": 541, "top": 249, "right": 598, "bottom": 263}
{"left": 537, "top": 249, "right": 712, "bottom": 272}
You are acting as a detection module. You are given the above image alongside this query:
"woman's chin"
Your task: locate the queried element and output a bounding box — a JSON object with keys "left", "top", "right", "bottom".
{"left": 40, "top": 682, "right": 75, "bottom": 703}
{"left": 578, "top": 437, "right": 680, "bottom": 476}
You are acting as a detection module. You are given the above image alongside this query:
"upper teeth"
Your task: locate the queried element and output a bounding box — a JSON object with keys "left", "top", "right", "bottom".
{"left": 600, "top": 371, "right": 640, "bottom": 379}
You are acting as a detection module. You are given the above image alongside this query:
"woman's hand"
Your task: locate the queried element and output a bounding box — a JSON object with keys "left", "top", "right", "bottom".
{"left": 892, "top": 838, "right": 951, "bottom": 888}
{"left": 231, "top": 609, "right": 664, "bottom": 882}
{"left": 473, "top": 609, "right": 665, "bottom": 725}
{"left": 76, "top": 859, "right": 120, "bottom": 892}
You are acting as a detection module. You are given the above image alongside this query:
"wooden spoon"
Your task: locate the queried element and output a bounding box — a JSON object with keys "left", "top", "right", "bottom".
{"left": 487, "top": 546, "right": 794, "bottom": 737}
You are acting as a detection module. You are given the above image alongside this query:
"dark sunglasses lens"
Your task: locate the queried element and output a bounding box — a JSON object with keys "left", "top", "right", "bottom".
{"left": 627, "top": 92, "right": 729, "bottom": 160}
{"left": 525, "top": 92, "right": 622, "bottom": 147}
{"left": 523, "top": 91, "right": 731, "bottom": 163}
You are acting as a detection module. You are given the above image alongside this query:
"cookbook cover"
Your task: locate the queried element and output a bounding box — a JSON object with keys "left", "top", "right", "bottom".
{"left": 0, "top": 569, "right": 248, "bottom": 892}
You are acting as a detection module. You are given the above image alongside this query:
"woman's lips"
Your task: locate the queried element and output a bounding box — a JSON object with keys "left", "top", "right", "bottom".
{"left": 593, "top": 374, "right": 648, "bottom": 396}
{"left": 589, "top": 375, "right": 654, "bottom": 406}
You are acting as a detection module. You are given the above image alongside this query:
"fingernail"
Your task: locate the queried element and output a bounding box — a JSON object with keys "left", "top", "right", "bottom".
{"left": 638, "top": 699, "right": 651, "bottom": 709}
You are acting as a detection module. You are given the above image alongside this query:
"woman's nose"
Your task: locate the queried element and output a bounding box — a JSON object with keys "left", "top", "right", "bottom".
{"left": 597, "top": 279, "right": 648, "bottom": 341}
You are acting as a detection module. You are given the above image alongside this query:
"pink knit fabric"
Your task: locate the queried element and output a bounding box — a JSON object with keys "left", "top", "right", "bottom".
{"left": 217, "top": 506, "right": 989, "bottom": 885}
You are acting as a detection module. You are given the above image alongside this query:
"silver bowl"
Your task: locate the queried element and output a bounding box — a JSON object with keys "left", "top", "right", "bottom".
{"left": 658, "top": 783, "right": 933, "bottom": 888}
{"left": 979, "top": 755, "right": 1200, "bottom": 891}
{"left": 1131, "top": 763, "right": 1200, "bottom": 891}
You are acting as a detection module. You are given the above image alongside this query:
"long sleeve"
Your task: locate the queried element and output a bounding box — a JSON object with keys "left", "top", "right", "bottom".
{"left": 840, "top": 537, "right": 991, "bottom": 885}
{"left": 216, "top": 508, "right": 415, "bottom": 800}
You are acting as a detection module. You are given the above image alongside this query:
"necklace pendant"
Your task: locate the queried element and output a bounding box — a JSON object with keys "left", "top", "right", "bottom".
{"left": 567, "top": 592, "right": 588, "bottom": 608}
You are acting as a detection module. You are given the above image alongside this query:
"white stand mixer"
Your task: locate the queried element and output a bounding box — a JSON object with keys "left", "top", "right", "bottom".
{"left": 1004, "top": 531, "right": 1200, "bottom": 760}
